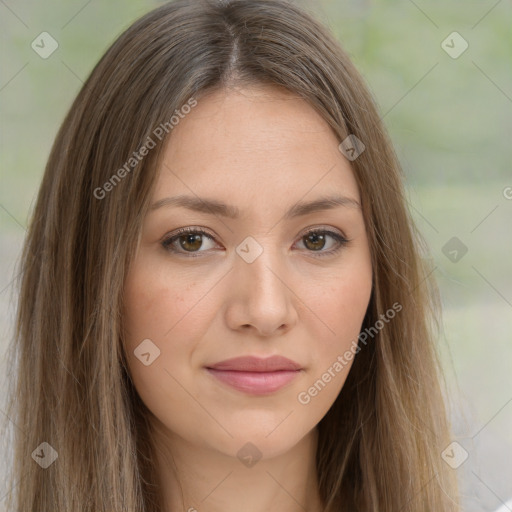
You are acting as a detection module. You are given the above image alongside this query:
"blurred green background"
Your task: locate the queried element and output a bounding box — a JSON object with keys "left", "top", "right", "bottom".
{"left": 1, "top": 1, "right": 511, "bottom": 510}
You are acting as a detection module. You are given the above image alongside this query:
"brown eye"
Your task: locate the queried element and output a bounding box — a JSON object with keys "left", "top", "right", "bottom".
{"left": 178, "top": 233, "right": 203, "bottom": 252}
{"left": 297, "top": 229, "right": 349, "bottom": 257}
{"left": 303, "top": 232, "right": 327, "bottom": 251}
{"left": 162, "top": 228, "right": 217, "bottom": 256}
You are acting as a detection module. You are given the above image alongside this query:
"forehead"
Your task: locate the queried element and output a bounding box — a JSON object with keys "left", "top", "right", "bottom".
{"left": 154, "top": 85, "right": 360, "bottom": 206}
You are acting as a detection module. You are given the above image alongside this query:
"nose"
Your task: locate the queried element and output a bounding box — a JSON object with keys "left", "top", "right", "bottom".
{"left": 224, "top": 242, "right": 298, "bottom": 337}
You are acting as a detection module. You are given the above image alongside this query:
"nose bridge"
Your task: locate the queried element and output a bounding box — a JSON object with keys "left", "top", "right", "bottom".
{"left": 229, "top": 234, "right": 296, "bottom": 334}
{"left": 237, "top": 235, "right": 287, "bottom": 301}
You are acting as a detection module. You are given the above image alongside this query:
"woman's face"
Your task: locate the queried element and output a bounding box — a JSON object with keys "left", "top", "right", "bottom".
{"left": 122, "top": 84, "right": 372, "bottom": 461}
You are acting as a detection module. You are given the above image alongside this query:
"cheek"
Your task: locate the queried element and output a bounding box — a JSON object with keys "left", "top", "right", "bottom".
{"left": 122, "top": 258, "right": 222, "bottom": 394}
{"left": 122, "top": 261, "right": 206, "bottom": 350}
{"left": 332, "top": 274, "right": 371, "bottom": 341}
{"left": 294, "top": 273, "right": 371, "bottom": 416}
{"left": 300, "top": 256, "right": 372, "bottom": 388}
{"left": 311, "top": 267, "right": 371, "bottom": 343}
{"left": 121, "top": 263, "right": 209, "bottom": 434}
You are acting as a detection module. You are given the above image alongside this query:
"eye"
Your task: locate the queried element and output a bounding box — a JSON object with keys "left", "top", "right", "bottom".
{"left": 161, "top": 227, "right": 218, "bottom": 257}
{"left": 295, "top": 228, "right": 349, "bottom": 257}
{"left": 161, "top": 227, "right": 350, "bottom": 258}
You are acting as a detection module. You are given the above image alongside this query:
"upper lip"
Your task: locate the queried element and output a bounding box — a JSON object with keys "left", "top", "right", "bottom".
{"left": 206, "top": 356, "right": 302, "bottom": 372}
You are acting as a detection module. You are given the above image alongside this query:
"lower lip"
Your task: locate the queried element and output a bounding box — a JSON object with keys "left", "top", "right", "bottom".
{"left": 206, "top": 368, "right": 300, "bottom": 395}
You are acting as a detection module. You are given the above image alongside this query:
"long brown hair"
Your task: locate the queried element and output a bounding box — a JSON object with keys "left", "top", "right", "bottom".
{"left": 2, "top": 0, "right": 459, "bottom": 510}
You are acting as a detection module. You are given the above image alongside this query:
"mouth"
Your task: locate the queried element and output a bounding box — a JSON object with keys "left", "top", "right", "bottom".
{"left": 205, "top": 355, "right": 303, "bottom": 395}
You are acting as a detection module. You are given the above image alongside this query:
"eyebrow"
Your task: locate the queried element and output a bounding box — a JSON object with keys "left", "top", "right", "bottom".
{"left": 149, "top": 194, "right": 361, "bottom": 219}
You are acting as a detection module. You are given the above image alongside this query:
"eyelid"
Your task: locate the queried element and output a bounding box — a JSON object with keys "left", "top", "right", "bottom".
{"left": 301, "top": 225, "right": 347, "bottom": 239}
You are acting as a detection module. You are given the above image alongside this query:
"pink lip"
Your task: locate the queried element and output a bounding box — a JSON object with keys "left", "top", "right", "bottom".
{"left": 205, "top": 356, "right": 302, "bottom": 395}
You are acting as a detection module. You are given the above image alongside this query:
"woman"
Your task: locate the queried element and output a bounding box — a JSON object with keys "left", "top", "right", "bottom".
{"left": 3, "top": 0, "right": 459, "bottom": 510}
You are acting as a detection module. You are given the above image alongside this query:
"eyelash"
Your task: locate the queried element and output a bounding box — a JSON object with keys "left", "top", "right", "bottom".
{"left": 161, "top": 226, "right": 350, "bottom": 258}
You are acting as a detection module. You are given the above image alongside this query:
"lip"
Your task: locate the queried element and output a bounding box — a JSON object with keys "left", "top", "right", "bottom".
{"left": 207, "top": 355, "right": 302, "bottom": 372}
{"left": 205, "top": 356, "right": 302, "bottom": 395}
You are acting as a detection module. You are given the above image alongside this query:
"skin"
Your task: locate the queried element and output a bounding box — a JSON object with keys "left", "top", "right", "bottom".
{"left": 122, "top": 84, "right": 373, "bottom": 512}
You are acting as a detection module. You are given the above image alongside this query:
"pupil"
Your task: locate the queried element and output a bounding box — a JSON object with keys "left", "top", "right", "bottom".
{"left": 306, "top": 233, "right": 325, "bottom": 251}
{"left": 181, "top": 234, "right": 201, "bottom": 251}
